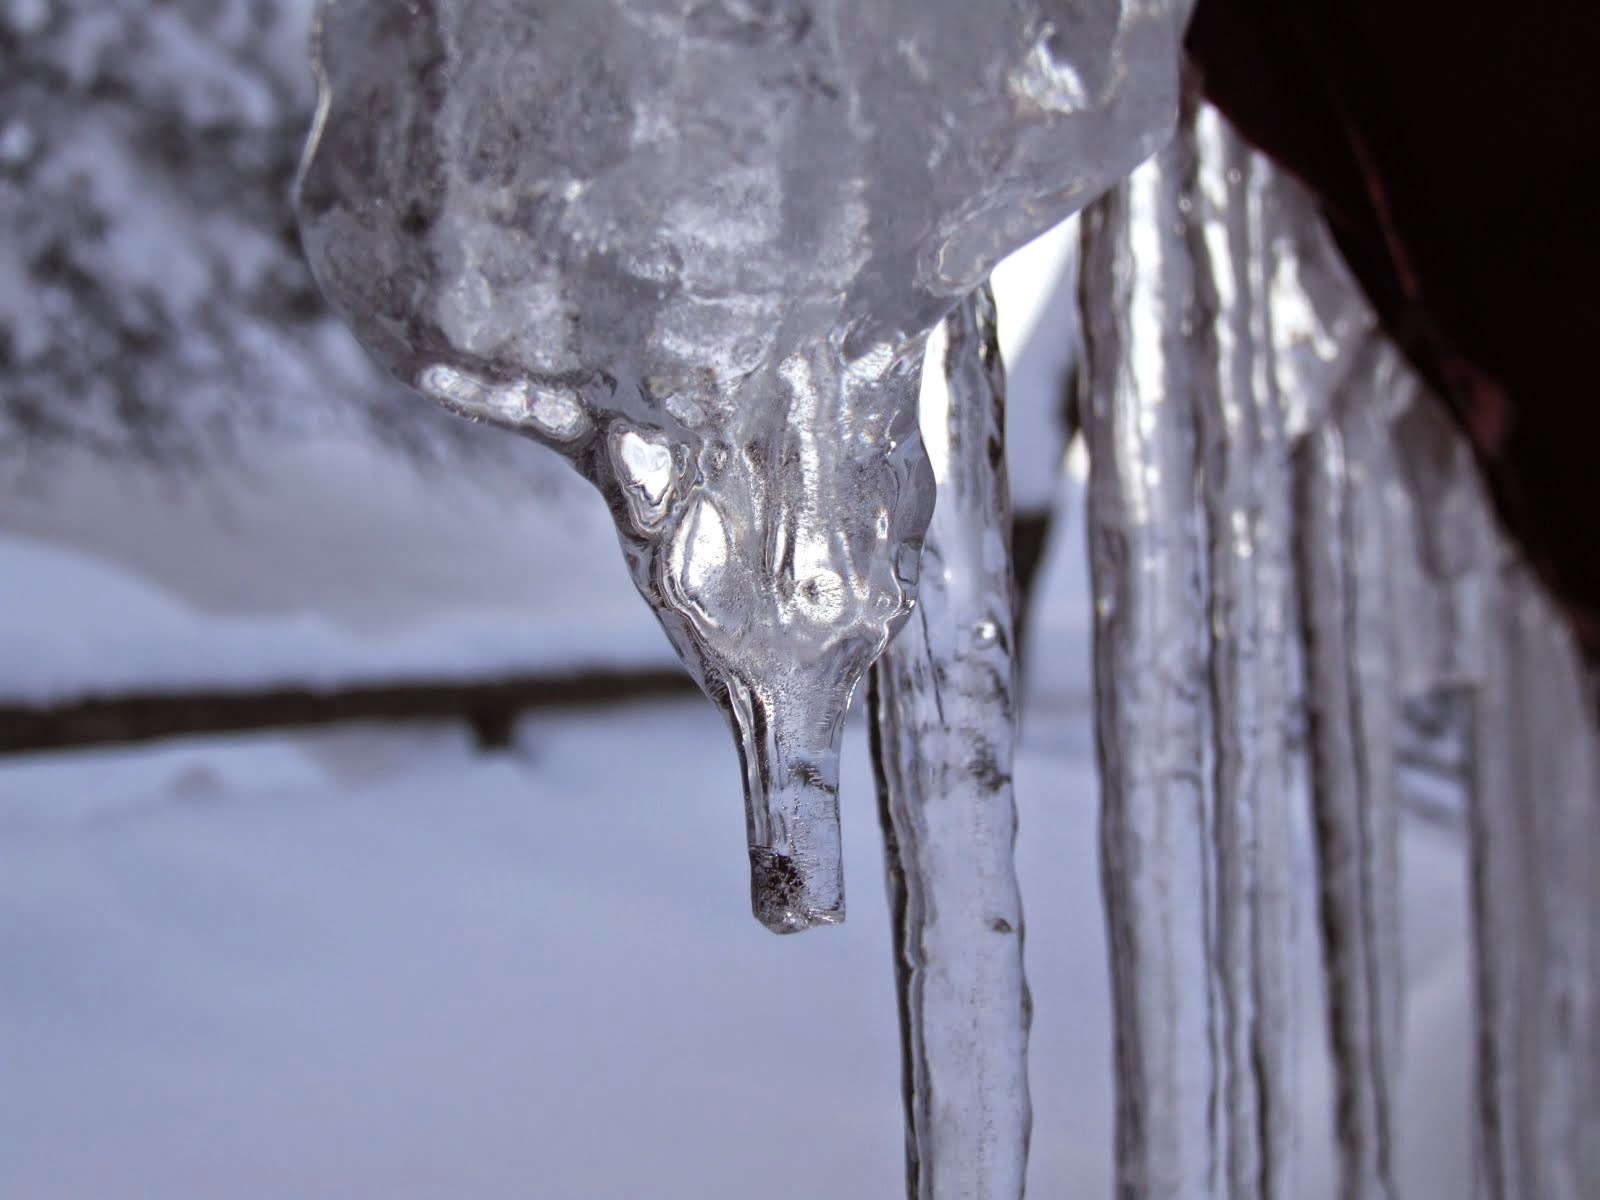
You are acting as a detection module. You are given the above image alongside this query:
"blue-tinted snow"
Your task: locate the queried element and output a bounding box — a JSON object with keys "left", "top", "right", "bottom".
{"left": 0, "top": 491, "right": 1471, "bottom": 1200}
{"left": 0, "top": 224, "right": 1473, "bottom": 1197}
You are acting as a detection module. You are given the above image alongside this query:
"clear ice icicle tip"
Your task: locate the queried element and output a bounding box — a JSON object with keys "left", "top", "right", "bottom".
{"left": 295, "top": 0, "right": 1180, "bottom": 931}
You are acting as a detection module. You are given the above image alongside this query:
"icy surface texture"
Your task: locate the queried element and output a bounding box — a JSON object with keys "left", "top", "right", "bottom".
{"left": 1374, "top": 356, "right": 1600, "bottom": 1199}
{"left": 1190, "top": 105, "right": 1297, "bottom": 1200}
{"left": 1077, "top": 92, "right": 1447, "bottom": 1200}
{"left": 1258, "top": 122, "right": 1600, "bottom": 1200}
{"left": 0, "top": 0, "right": 395, "bottom": 469}
{"left": 868, "top": 288, "right": 1029, "bottom": 1199}
{"left": 295, "top": 0, "right": 1180, "bottom": 932}
{"left": 1078, "top": 94, "right": 1219, "bottom": 1200}
{"left": 1469, "top": 555, "right": 1600, "bottom": 1200}
{"left": 1293, "top": 369, "right": 1403, "bottom": 1200}
{"left": 1076, "top": 76, "right": 1598, "bottom": 1200}
{"left": 1274, "top": 178, "right": 1408, "bottom": 1200}
{"left": 1358, "top": 245, "right": 1600, "bottom": 1200}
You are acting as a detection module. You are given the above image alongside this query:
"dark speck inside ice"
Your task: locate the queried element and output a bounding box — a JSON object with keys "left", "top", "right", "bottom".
{"left": 749, "top": 846, "right": 839, "bottom": 934}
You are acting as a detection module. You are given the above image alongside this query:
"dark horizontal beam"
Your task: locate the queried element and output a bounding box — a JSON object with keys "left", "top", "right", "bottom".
{"left": 0, "top": 666, "right": 698, "bottom": 757}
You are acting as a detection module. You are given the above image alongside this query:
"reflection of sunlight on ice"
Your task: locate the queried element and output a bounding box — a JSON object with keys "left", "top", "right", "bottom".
{"left": 673, "top": 492, "right": 728, "bottom": 600}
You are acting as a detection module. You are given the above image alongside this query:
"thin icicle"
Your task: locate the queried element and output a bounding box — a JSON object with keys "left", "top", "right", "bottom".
{"left": 1079, "top": 94, "right": 1219, "bottom": 1200}
{"left": 1191, "top": 107, "right": 1297, "bottom": 1200}
{"left": 1080, "top": 92, "right": 1310, "bottom": 1200}
{"left": 1259, "top": 163, "right": 1411, "bottom": 1200}
{"left": 1468, "top": 553, "right": 1600, "bottom": 1200}
{"left": 1291, "top": 342, "right": 1404, "bottom": 1200}
{"left": 869, "top": 285, "right": 1030, "bottom": 1200}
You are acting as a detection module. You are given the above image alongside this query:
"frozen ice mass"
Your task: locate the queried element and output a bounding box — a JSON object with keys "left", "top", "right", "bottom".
{"left": 295, "top": 0, "right": 1180, "bottom": 932}
{"left": 870, "top": 287, "right": 1031, "bottom": 1196}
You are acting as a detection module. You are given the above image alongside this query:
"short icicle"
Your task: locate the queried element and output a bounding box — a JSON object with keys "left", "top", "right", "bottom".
{"left": 869, "top": 284, "right": 1030, "bottom": 1200}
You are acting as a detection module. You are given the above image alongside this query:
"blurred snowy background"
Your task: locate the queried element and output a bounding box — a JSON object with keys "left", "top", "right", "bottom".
{"left": 2, "top": 3, "right": 1472, "bottom": 1197}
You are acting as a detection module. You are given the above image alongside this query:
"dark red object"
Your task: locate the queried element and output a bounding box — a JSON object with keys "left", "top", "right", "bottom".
{"left": 1186, "top": 0, "right": 1600, "bottom": 660}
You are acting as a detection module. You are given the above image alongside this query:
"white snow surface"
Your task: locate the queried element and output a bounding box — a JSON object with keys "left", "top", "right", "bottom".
{"left": 0, "top": 510, "right": 1472, "bottom": 1200}
{"left": 0, "top": 440, "right": 678, "bottom": 704}
{"left": 0, "top": 238, "right": 1472, "bottom": 1198}
{"left": 0, "top": 525, "right": 674, "bottom": 703}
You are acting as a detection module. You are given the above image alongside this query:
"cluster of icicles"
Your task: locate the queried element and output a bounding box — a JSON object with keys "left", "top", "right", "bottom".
{"left": 297, "top": 3, "right": 1600, "bottom": 1197}
{"left": 1077, "top": 97, "right": 1600, "bottom": 1200}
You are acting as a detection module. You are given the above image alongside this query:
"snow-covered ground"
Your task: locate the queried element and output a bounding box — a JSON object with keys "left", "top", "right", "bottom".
{"left": 0, "top": 578, "right": 1474, "bottom": 1200}
{"left": 0, "top": 237, "right": 1473, "bottom": 1198}
{"left": 0, "top": 511, "right": 1473, "bottom": 1200}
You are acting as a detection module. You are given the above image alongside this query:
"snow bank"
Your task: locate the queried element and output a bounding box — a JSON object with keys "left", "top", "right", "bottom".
{"left": 0, "top": 531, "right": 676, "bottom": 705}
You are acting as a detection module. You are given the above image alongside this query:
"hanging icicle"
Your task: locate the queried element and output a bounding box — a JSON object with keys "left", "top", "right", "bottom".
{"left": 1079, "top": 88, "right": 1222, "bottom": 1200}
{"left": 869, "top": 285, "right": 1030, "bottom": 1200}
{"left": 1274, "top": 173, "right": 1407, "bottom": 1200}
{"left": 1468, "top": 551, "right": 1600, "bottom": 1200}
{"left": 1292, "top": 366, "right": 1403, "bottom": 1200}
{"left": 1073, "top": 88, "right": 1431, "bottom": 1199}
{"left": 1382, "top": 354, "right": 1600, "bottom": 1197}
{"left": 294, "top": 0, "right": 1182, "bottom": 935}
{"left": 1191, "top": 105, "right": 1298, "bottom": 1200}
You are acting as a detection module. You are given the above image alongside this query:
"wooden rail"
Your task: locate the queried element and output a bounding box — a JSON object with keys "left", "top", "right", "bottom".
{"left": 0, "top": 666, "right": 698, "bottom": 756}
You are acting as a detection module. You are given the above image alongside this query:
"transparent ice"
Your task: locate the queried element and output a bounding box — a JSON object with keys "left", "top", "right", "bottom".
{"left": 1078, "top": 97, "right": 1221, "bottom": 1200}
{"left": 1075, "top": 88, "right": 1425, "bottom": 1200}
{"left": 1334, "top": 241, "right": 1600, "bottom": 1200}
{"left": 1469, "top": 557, "right": 1600, "bottom": 1200}
{"left": 295, "top": 0, "right": 1179, "bottom": 934}
{"left": 291, "top": 3, "right": 1600, "bottom": 1196}
{"left": 1190, "top": 104, "right": 1297, "bottom": 1200}
{"left": 868, "top": 287, "right": 1029, "bottom": 1198}
{"left": 1080, "top": 78, "right": 1600, "bottom": 1200}
{"left": 1290, "top": 305, "right": 1406, "bottom": 1200}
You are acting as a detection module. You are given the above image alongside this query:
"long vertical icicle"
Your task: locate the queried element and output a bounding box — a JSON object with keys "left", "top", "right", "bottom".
{"left": 1191, "top": 107, "right": 1297, "bottom": 1200}
{"left": 870, "top": 285, "right": 1030, "bottom": 1200}
{"left": 1469, "top": 554, "right": 1600, "bottom": 1200}
{"left": 1258, "top": 153, "right": 1412, "bottom": 1200}
{"left": 1291, "top": 344, "right": 1404, "bottom": 1200}
{"left": 1079, "top": 95, "right": 1219, "bottom": 1200}
{"left": 1081, "top": 93, "right": 1312, "bottom": 1199}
